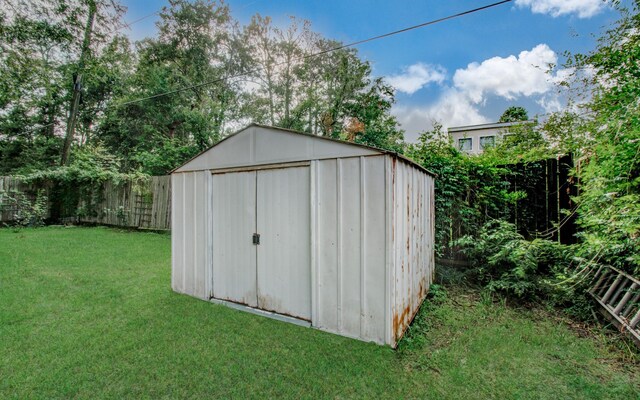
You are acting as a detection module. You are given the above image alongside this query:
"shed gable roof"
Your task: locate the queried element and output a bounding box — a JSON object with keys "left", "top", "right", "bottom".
{"left": 174, "top": 124, "right": 382, "bottom": 172}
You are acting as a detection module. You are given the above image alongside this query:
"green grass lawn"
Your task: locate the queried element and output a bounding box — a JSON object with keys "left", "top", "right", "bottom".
{"left": 1, "top": 227, "right": 638, "bottom": 399}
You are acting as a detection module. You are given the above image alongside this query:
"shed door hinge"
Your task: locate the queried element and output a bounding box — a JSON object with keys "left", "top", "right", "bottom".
{"left": 252, "top": 233, "right": 260, "bottom": 245}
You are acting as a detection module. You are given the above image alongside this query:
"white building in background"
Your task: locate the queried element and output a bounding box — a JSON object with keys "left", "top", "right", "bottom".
{"left": 448, "top": 120, "right": 536, "bottom": 155}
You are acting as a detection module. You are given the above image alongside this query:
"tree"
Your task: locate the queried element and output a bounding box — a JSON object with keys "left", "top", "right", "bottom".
{"left": 237, "top": 17, "right": 405, "bottom": 151}
{"left": 499, "top": 106, "right": 529, "bottom": 123}
{"left": 406, "top": 123, "right": 510, "bottom": 255}
{"left": 97, "top": 0, "right": 240, "bottom": 174}
{"left": 563, "top": 0, "right": 640, "bottom": 274}
{"left": 0, "top": 0, "right": 126, "bottom": 172}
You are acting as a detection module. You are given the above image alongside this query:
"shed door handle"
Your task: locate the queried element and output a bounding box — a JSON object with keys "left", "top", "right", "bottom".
{"left": 252, "top": 233, "right": 260, "bottom": 245}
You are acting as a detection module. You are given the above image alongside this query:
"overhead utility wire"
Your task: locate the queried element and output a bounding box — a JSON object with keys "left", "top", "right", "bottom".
{"left": 124, "top": 11, "right": 159, "bottom": 27}
{"left": 116, "top": 0, "right": 513, "bottom": 107}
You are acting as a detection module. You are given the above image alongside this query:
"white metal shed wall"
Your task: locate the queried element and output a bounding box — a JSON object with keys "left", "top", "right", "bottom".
{"left": 312, "top": 155, "right": 388, "bottom": 344}
{"left": 170, "top": 125, "right": 435, "bottom": 347}
{"left": 390, "top": 159, "right": 435, "bottom": 342}
{"left": 171, "top": 171, "right": 211, "bottom": 300}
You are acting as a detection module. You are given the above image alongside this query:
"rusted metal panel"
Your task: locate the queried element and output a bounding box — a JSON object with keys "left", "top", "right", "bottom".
{"left": 391, "top": 159, "right": 435, "bottom": 345}
{"left": 256, "top": 166, "right": 311, "bottom": 320}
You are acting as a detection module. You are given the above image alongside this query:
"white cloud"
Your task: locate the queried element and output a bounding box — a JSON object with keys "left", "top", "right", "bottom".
{"left": 387, "top": 63, "right": 446, "bottom": 95}
{"left": 515, "top": 0, "right": 606, "bottom": 18}
{"left": 537, "top": 94, "right": 563, "bottom": 113}
{"left": 453, "top": 44, "right": 558, "bottom": 103}
{"left": 394, "top": 44, "right": 574, "bottom": 141}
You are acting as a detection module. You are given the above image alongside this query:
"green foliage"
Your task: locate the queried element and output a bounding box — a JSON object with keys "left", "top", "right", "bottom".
{"left": 21, "top": 144, "right": 145, "bottom": 185}
{"left": 0, "top": 188, "right": 48, "bottom": 227}
{"left": 456, "top": 220, "right": 573, "bottom": 299}
{"left": 1, "top": 0, "right": 406, "bottom": 174}
{"left": 14, "top": 144, "right": 149, "bottom": 220}
{"left": 562, "top": 0, "right": 640, "bottom": 276}
{"left": 133, "top": 139, "right": 200, "bottom": 176}
{"left": 396, "top": 284, "right": 447, "bottom": 350}
{"left": 480, "top": 121, "right": 551, "bottom": 165}
{"left": 406, "top": 123, "right": 511, "bottom": 256}
{"left": 0, "top": 137, "right": 63, "bottom": 174}
{"left": 498, "top": 106, "right": 529, "bottom": 123}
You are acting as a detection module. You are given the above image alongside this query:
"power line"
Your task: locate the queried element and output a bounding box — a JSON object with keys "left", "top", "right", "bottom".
{"left": 124, "top": 11, "right": 159, "bottom": 28}
{"left": 115, "top": 0, "right": 513, "bottom": 107}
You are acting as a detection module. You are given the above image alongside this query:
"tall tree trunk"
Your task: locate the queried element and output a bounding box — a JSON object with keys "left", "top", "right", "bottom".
{"left": 60, "top": 0, "right": 96, "bottom": 166}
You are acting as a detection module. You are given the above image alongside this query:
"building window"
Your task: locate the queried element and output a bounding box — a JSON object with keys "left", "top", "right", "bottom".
{"left": 480, "top": 135, "right": 495, "bottom": 149}
{"left": 458, "top": 138, "right": 472, "bottom": 151}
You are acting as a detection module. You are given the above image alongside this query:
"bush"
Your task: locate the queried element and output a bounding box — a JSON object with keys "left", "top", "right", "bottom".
{"left": 405, "top": 124, "right": 511, "bottom": 257}
{"left": 0, "top": 188, "right": 48, "bottom": 227}
{"left": 456, "top": 220, "right": 573, "bottom": 300}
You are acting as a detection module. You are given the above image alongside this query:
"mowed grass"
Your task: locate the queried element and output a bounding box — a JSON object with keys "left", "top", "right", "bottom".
{"left": 0, "top": 227, "right": 637, "bottom": 399}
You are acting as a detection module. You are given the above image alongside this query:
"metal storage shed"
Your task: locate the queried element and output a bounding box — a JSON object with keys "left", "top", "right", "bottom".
{"left": 171, "top": 124, "right": 435, "bottom": 346}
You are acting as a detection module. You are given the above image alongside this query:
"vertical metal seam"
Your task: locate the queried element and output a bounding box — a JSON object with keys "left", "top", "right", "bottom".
{"left": 182, "top": 173, "right": 186, "bottom": 292}
{"left": 310, "top": 161, "right": 319, "bottom": 326}
{"left": 208, "top": 171, "right": 213, "bottom": 298}
{"left": 337, "top": 158, "right": 343, "bottom": 332}
{"left": 171, "top": 175, "right": 175, "bottom": 290}
{"left": 384, "top": 155, "right": 393, "bottom": 345}
{"left": 254, "top": 171, "right": 259, "bottom": 307}
{"left": 360, "top": 156, "right": 366, "bottom": 337}
{"left": 250, "top": 127, "right": 256, "bottom": 164}
{"left": 193, "top": 172, "right": 198, "bottom": 295}
{"left": 410, "top": 167, "right": 415, "bottom": 315}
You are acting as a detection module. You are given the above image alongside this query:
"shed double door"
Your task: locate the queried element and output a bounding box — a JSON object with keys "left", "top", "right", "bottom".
{"left": 211, "top": 166, "right": 311, "bottom": 320}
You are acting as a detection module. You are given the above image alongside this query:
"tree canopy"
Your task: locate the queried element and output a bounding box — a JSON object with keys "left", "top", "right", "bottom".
{"left": 498, "top": 106, "right": 529, "bottom": 123}
{"left": 0, "top": 0, "right": 405, "bottom": 175}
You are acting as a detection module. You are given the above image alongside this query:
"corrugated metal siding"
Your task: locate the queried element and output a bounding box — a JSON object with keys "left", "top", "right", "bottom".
{"left": 171, "top": 171, "right": 209, "bottom": 300}
{"left": 177, "top": 126, "right": 379, "bottom": 172}
{"left": 171, "top": 147, "right": 435, "bottom": 347}
{"left": 257, "top": 166, "right": 311, "bottom": 320}
{"left": 314, "top": 155, "right": 387, "bottom": 344}
{"left": 391, "top": 159, "right": 435, "bottom": 343}
{"left": 211, "top": 171, "right": 257, "bottom": 306}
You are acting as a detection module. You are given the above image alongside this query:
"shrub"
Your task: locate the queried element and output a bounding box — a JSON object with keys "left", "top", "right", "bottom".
{"left": 0, "top": 188, "right": 48, "bottom": 227}
{"left": 456, "top": 220, "right": 573, "bottom": 300}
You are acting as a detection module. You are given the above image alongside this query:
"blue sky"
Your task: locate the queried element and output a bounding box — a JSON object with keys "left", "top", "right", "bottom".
{"left": 121, "top": 0, "right": 622, "bottom": 141}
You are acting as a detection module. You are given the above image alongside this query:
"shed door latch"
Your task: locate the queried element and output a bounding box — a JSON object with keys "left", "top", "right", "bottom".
{"left": 252, "top": 233, "right": 260, "bottom": 245}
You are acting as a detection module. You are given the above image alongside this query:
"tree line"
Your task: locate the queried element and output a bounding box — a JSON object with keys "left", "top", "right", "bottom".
{"left": 0, "top": 0, "right": 403, "bottom": 175}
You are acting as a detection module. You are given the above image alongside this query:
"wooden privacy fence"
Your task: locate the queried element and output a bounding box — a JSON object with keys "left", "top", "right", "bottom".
{"left": 75, "top": 176, "right": 171, "bottom": 230}
{"left": 438, "top": 154, "right": 577, "bottom": 263}
{"left": 503, "top": 154, "right": 577, "bottom": 244}
{"left": 0, "top": 176, "right": 51, "bottom": 222}
{"left": 0, "top": 175, "right": 171, "bottom": 230}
